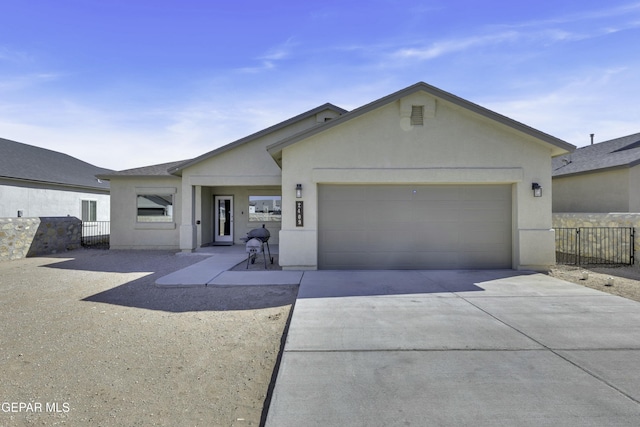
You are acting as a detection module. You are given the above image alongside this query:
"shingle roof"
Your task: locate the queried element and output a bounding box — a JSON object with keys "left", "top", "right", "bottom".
{"left": 0, "top": 137, "right": 112, "bottom": 190}
{"left": 97, "top": 160, "right": 188, "bottom": 178}
{"left": 552, "top": 132, "right": 640, "bottom": 177}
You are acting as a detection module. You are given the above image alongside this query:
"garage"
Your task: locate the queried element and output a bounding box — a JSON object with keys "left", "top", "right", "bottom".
{"left": 318, "top": 184, "right": 512, "bottom": 270}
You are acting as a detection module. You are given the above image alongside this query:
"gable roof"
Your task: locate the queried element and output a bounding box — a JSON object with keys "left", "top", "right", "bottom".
{"left": 552, "top": 131, "right": 640, "bottom": 177}
{"left": 0, "top": 137, "right": 112, "bottom": 191}
{"left": 167, "top": 103, "right": 347, "bottom": 175}
{"left": 97, "top": 160, "right": 188, "bottom": 179}
{"left": 267, "top": 82, "right": 575, "bottom": 163}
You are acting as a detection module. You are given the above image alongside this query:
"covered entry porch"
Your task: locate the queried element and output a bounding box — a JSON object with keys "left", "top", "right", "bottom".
{"left": 180, "top": 184, "right": 282, "bottom": 251}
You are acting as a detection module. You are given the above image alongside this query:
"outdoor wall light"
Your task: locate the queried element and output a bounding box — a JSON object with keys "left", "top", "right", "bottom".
{"left": 296, "top": 184, "right": 302, "bottom": 198}
{"left": 532, "top": 183, "right": 542, "bottom": 197}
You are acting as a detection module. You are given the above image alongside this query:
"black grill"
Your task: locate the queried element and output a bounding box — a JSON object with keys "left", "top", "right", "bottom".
{"left": 242, "top": 224, "right": 274, "bottom": 269}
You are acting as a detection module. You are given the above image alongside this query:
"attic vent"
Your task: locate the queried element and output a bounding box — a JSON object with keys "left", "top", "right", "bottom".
{"left": 612, "top": 140, "right": 640, "bottom": 153}
{"left": 410, "top": 106, "right": 424, "bottom": 126}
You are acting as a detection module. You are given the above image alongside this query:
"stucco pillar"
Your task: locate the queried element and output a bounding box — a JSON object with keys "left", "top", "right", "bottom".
{"left": 278, "top": 178, "right": 318, "bottom": 270}
{"left": 517, "top": 229, "right": 556, "bottom": 271}
{"left": 179, "top": 183, "right": 196, "bottom": 252}
{"left": 514, "top": 179, "right": 555, "bottom": 271}
{"left": 194, "top": 185, "right": 202, "bottom": 247}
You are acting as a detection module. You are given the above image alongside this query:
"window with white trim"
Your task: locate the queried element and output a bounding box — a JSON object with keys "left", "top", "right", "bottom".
{"left": 81, "top": 200, "right": 97, "bottom": 221}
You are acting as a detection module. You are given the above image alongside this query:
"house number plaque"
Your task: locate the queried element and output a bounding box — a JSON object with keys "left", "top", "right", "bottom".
{"left": 295, "top": 201, "right": 304, "bottom": 227}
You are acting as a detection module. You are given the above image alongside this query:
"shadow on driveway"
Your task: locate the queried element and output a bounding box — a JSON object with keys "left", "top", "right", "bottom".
{"left": 41, "top": 249, "right": 298, "bottom": 312}
{"left": 41, "top": 250, "right": 538, "bottom": 312}
{"left": 296, "top": 269, "right": 538, "bottom": 299}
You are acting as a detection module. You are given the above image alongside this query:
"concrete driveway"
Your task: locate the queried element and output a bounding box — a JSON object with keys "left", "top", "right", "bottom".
{"left": 265, "top": 270, "right": 640, "bottom": 426}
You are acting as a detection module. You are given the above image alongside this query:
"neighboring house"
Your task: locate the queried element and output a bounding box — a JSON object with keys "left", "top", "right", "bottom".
{"left": 0, "top": 137, "right": 112, "bottom": 220}
{"left": 552, "top": 132, "right": 640, "bottom": 213}
{"left": 99, "top": 82, "right": 574, "bottom": 271}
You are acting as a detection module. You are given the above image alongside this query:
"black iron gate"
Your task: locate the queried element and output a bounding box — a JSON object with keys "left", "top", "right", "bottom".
{"left": 81, "top": 221, "right": 110, "bottom": 249}
{"left": 555, "top": 227, "right": 635, "bottom": 266}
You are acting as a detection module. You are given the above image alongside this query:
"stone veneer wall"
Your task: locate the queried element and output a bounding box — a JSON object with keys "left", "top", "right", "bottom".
{"left": 553, "top": 213, "right": 640, "bottom": 266}
{"left": 0, "top": 217, "right": 82, "bottom": 261}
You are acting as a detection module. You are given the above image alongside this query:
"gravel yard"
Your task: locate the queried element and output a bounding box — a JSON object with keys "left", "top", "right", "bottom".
{"left": 549, "top": 264, "right": 640, "bottom": 303}
{"left": 0, "top": 249, "right": 297, "bottom": 427}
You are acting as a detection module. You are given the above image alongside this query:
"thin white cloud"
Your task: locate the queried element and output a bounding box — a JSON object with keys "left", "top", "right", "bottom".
{"left": 600, "top": 18, "right": 640, "bottom": 34}
{"left": 393, "top": 25, "right": 596, "bottom": 62}
{"left": 502, "top": 2, "right": 640, "bottom": 42}
{"left": 0, "top": 46, "right": 33, "bottom": 63}
{"left": 392, "top": 2, "right": 640, "bottom": 62}
{"left": 238, "top": 38, "right": 298, "bottom": 73}
{"left": 394, "top": 31, "right": 520, "bottom": 60}
{"left": 261, "top": 45, "right": 292, "bottom": 61}
{"left": 483, "top": 66, "right": 639, "bottom": 147}
{"left": 506, "top": 1, "right": 640, "bottom": 28}
{"left": 0, "top": 73, "right": 60, "bottom": 92}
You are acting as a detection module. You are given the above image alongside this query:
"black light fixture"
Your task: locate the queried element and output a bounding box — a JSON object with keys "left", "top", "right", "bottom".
{"left": 532, "top": 183, "right": 542, "bottom": 197}
{"left": 296, "top": 184, "right": 302, "bottom": 198}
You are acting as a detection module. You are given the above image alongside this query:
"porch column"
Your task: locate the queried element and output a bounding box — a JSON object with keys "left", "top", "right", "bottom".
{"left": 194, "top": 185, "right": 202, "bottom": 247}
{"left": 179, "top": 183, "right": 196, "bottom": 252}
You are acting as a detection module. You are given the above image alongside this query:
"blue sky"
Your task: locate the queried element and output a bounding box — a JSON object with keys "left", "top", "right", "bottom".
{"left": 1, "top": 0, "right": 639, "bottom": 170}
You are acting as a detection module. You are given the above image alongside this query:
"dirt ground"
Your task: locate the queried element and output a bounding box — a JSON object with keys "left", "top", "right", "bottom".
{"left": 549, "top": 264, "right": 640, "bottom": 302}
{"left": 0, "top": 249, "right": 297, "bottom": 427}
{"left": 3, "top": 249, "right": 639, "bottom": 427}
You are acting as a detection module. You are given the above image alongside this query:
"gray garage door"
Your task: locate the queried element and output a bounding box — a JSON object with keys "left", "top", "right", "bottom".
{"left": 318, "top": 184, "right": 512, "bottom": 269}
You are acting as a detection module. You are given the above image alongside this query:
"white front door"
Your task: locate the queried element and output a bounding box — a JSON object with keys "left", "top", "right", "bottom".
{"left": 214, "top": 196, "right": 234, "bottom": 244}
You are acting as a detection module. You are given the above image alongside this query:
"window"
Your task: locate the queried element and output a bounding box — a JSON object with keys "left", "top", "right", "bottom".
{"left": 249, "top": 195, "right": 281, "bottom": 222}
{"left": 137, "top": 195, "right": 173, "bottom": 222}
{"left": 81, "top": 200, "right": 97, "bottom": 221}
{"left": 410, "top": 105, "right": 424, "bottom": 126}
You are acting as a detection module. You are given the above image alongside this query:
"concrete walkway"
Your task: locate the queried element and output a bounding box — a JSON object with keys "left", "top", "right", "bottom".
{"left": 265, "top": 270, "right": 640, "bottom": 426}
{"left": 155, "top": 245, "right": 303, "bottom": 287}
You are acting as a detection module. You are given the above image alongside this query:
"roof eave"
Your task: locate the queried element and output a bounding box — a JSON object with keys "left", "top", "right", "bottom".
{"left": 0, "top": 175, "right": 110, "bottom": 192}
{"left": 552, "top": 163, "right": 636, "bottom": 179}
{"left": 96, "top": 173, "right": 179, "bottom": 179}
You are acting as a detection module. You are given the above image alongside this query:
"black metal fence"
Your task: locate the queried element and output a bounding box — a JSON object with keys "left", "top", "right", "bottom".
{"left": 555, "top": 227, "right": 635, "bottom": 266}
{"left": 81, "top": 221, "right": 110, "bottom": 249}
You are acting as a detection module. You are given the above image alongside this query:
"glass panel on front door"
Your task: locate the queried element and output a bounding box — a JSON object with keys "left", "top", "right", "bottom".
{"left": 218, "top": 199, "right": 231, "bottom": 236}
{"left": 214, "top": 196, "right": 233, "bottom": 244}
